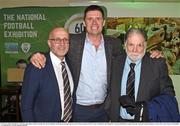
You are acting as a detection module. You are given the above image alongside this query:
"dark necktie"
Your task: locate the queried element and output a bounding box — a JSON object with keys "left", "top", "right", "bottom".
{"left": 126, "top": 63, "right": 136, "bottom": 100}
{"left": 61, "top": 61, "right": 72, "bottom": 122}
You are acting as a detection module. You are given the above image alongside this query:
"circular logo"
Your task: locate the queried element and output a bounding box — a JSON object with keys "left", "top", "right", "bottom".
{"left": 64, "top": 13, "right": 84, "bottom": 34}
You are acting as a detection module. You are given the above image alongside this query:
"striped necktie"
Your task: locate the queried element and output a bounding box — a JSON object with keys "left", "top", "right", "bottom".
{"left": 126, "top": 63, "right": 136, "bottom": 100}
{"left": 61, "top": 61, "right": 72, "bottom": 122}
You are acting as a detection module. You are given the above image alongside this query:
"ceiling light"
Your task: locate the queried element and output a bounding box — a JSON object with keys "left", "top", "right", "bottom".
{"left": 90, "top": 1, "right": 100, "bottom": 3}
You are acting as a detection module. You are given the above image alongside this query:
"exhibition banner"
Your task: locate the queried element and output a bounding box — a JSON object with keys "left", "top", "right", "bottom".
{"left": 0, "top": 6, "right": 102, "bottom": 86}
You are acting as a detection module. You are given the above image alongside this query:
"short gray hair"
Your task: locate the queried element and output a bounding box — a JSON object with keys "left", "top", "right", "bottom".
{"left": 124, "top": 28, "right": 147, "bottom": 42}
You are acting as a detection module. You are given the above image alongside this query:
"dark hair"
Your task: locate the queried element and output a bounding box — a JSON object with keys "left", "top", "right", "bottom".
{"left": 16, "top": 59, "right": 27, "bottom": 66}
{"left": 124, "top": 28, "right": 147, "bottom": 42}
{"left": 84, "top": 5, "right": 105, "bottom": 20}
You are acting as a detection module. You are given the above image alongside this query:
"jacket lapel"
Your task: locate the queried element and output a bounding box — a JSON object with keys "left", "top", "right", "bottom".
{"left": 118, "top": 54, "right": 127, "bottom": 95}
{"left": 104, "top": 36, "right": 113, "bottom": 91}
{"left": 137, "top": 54, "right": 151, "bottom": 101}
{"left": 45, "top": 52, "right": 61, "bottom": 104}
{"left": 73, "top": 33, "right": 86, "bottom": 90}
{"left": 46, "top": 53, "right": 60, "bottom": 90}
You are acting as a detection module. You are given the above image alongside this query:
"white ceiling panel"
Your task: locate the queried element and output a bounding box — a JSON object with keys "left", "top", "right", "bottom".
{"left": 69, "top": 0, "right": 180, "bottom": 2}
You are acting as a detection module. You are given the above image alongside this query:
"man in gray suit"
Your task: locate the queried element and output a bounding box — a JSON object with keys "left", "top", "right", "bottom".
{"left": 107, "top": 28, "right": 176, "bottom": 122}
{"left": 30, "top": 6, "right": 162, "bottom": 122}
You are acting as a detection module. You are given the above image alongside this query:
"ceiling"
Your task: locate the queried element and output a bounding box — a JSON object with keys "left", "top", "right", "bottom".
{"left": 1, "top": 0, "right": 180, "bottom": 8}
{"left": 69, "top": 0, "right": 180, "bottom": 2}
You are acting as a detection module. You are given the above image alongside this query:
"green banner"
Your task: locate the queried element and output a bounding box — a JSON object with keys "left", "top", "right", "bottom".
{"left": 0, "top": 6, "right": 107, "bottom": 87}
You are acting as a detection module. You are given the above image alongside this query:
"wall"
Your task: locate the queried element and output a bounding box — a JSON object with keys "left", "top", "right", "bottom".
{"left": 71, "top": 2, "right": 180, "bottom": 17}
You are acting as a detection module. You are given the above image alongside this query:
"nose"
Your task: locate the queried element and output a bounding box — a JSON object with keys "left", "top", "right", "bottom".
{"left": 59, "top": 40, "right": 65, "bottom": 44}
{"left": 132, "top": 46, "right": 137, "bottom": 52}
{"left": 59, "top": 41, "right": 67, "bottom": 46}
{"left": 92, "top": 19, "right": 98, "bottom": 24}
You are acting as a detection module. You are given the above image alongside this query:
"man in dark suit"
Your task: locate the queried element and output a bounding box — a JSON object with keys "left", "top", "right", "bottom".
{"left": 107, "top": 28, "right": 176, "bottom": 122}
{"left": 29, "top": 6, "right": 162, "bottom": 122}
{"left": 21, "top": 27, "right": 74, "bottom": 122}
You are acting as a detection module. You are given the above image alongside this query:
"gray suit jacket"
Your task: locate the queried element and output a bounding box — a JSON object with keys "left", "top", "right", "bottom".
{"left": 107, "top": 53, "right": 175, "bottom": 121}
{"left": 66, "top": 33, "right": 122, "bottom": 103}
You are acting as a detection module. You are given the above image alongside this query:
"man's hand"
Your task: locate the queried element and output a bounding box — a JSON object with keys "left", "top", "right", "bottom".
{"left": 149, "top": 50, "right": 163, "bottom": 58}
{"left": 30, "top": 52, "right": 46, "bottom": 69}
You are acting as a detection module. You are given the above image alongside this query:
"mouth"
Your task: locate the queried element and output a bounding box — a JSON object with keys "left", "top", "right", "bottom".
{"left": 91, "top": 25, "right": 98, "bottom": 30}
{"left": 130, "top": 53, "right": 139, "bottom": 56}
{"left": 58, "top": 47, "right": 65, "bottom": 50}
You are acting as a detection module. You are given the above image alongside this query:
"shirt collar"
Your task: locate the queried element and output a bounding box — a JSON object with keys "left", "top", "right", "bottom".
{"left": 85, "top": 33, "right": 104, "bottom": 48}
{"left": 126, "top": 56, "right": 142, "bottom": 67}
{"left": 50, "top": 51, "right": 65, "bottom": 66}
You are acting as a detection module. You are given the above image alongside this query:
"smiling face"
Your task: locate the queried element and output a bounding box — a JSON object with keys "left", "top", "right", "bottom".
{"left": 125, "top": 31, "right": 147, "bottom": 62}
{"left": 48, "top": 28, "right": 69, "bottom": 60}
{"left": 84, "top": 10, "right": 105, "bottom": 37}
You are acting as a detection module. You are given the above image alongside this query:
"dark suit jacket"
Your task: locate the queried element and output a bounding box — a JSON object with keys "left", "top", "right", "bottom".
{"left": 21, "top": 53, "right": 62, "bottom": 122}
{"left": 107, "top": 53, "right": 175, "bottom": 121}
{"left": 66, "top": 33, "right": 122, "bottom": 104}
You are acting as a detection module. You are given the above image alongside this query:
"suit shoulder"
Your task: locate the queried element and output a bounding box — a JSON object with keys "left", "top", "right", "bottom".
{"left": 144, "top": 55, "right": 167, "bottom": 71}
{"left": 25, "top": 63, "right": 44, "bottom": 75}
{"left": 104, "top": 35, "right": 121, "bottom": 42}
{"left": 70, "top": 33, "right": 85, "bottom": 39}
{"left": 149, "top": 57, "right": 166, "bottom": 65}
{"left": 25, "top": 53, "right": 50, "bottom": 74}
{"left": 144, "top": 53, "right": 165, "bottom": 63}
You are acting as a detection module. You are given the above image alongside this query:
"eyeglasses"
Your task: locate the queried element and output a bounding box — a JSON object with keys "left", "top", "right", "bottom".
{"left": 49, "top": 38, "right": 69, "bottom": 44}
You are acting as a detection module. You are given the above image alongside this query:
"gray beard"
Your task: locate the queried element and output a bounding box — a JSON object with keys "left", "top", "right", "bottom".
{"left": 126, "top": 49, "right": 146, "bottom": 62}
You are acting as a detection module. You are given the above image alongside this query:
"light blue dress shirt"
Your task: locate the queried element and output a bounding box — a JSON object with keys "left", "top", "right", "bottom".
{"left": 76, "top": 34, "right": 107, "bottom": 105}
{"left": 120, "top": 56, "right": 142, "bottom": 119}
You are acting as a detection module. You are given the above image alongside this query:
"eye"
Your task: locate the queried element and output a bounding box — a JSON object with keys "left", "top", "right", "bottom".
{"left": 138, "top": 44, "right": 144, "bottom": 48}
{"left": 86, "top": 17, "right": 92, "bottom": 21}
{"left": 128, "top": 43, "right": 134, "bottom": 47}
{"left": 97, "top": 17, "right": 103, "bottom": 21}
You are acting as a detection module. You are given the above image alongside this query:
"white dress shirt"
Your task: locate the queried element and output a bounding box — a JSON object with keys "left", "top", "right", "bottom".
{"left": 50, "top": 51, "right": 74, "bottom": 119}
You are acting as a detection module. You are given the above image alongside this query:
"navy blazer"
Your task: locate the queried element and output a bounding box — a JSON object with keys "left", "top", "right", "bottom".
{"left": 147, "top": 94, "right": 180, "bottom": 122}
{"left": 21, "top": 53, "right": 62, "bottom": 122}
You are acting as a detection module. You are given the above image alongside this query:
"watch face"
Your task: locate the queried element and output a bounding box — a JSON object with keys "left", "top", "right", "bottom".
{"left": 64, "top": 13, "right": 84, "bottom": 34}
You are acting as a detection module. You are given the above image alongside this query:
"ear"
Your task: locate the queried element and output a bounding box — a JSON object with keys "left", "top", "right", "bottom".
{"left": 124, "top": 42, "right": 127, "bottom": 50}
{"left": 103, "top": 20, "right": 106, "bottom": 27}
{"left": 124, "top": 41, "right": 127, "bottom": 47}
{"left": 144, "top": 42, "right": 147, "bottom": 49}
{"left": 83, "top": 21, "right": 86, "bottom": 27}
{"left": 47, "top": 40, "right": 51, "bottom": 48}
